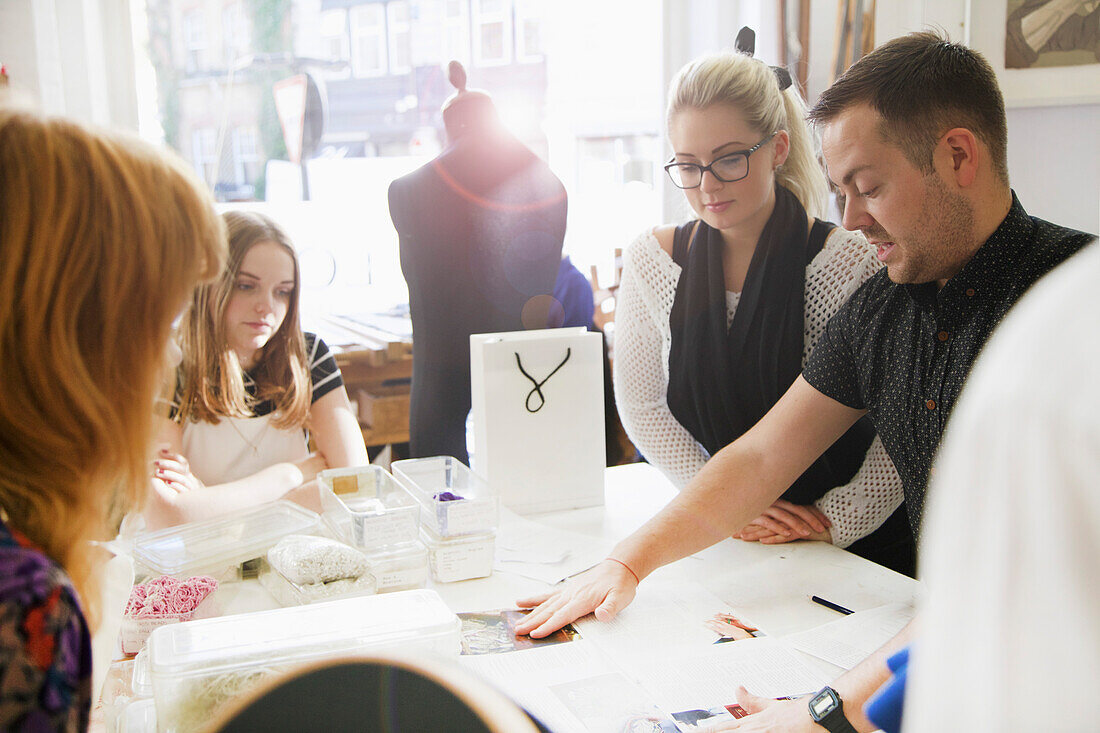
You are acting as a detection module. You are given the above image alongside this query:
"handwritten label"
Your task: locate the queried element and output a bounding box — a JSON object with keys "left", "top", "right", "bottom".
{"left": 374, "top": 564, "right": 428, "bottom": 591}
{"left": 430, "top": 539, "right": 494, "bottom": 583}
{"left": 120, "top": 616, "right": 187, "bottom": 655}
{"left": 439, "top": 500, "right": 496, "bottom": 536}
{"left": 354, "top": 510, "right": 418, "bottom": 548}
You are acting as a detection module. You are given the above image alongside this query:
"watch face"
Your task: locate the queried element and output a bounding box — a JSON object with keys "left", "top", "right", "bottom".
{"left": 811, "top": 694, "right": 835, "bottom": 717}
{"left": 809, "top": 687, "right": 839, "bottom": 721}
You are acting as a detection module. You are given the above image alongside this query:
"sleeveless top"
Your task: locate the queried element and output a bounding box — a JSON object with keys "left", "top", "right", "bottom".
{"left": 176, "top": 333, "right": 343, "bottom": 485}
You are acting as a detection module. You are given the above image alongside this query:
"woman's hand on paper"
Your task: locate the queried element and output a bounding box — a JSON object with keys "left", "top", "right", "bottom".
{"left": 513, "top": 559, "right": 639, "bottom": 638}
{"left": 734, "top": 500, "right": 832, "bottom": 544}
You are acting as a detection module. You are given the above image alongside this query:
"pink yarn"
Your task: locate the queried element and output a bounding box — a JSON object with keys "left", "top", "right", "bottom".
{"left": 125, "top": 575, "right": 217, "bottom": 618}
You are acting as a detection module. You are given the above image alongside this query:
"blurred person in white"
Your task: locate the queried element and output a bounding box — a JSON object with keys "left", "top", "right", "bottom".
{"left": 613, "top": 27, "right": 912, "bottom": 573}
{"left": 903, "top": 242, "right": 1100, "bottom": 731}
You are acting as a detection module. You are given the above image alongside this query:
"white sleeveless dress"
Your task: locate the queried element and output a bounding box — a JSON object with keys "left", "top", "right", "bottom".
{"left": 181, "top": 414, "right": 309, "bottom": 485}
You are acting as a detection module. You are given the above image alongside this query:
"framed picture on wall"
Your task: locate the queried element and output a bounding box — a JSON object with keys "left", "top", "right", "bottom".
{"left": 967, "top": 0, "right": 1100, "bottom": 107}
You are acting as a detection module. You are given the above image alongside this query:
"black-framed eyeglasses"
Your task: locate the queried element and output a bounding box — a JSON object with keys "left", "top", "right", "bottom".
{"left": 663, "top": 132, "right": 777, "bottom": 189}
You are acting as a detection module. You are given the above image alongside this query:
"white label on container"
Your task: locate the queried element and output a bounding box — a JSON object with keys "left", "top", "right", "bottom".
{"left": 354, "top": 511, "right": 418, "bottom": 548}
{"left": 375, "top": 565, "right": 428, "bottom": 591}
{"left": 120, "top": 616, "right": 185, "bottom": 655}
{"left": 440, "top": 500, "right": 494, "bottom": 535}
{"left": 431, "top": 540, "right": 494, "bottom": 583}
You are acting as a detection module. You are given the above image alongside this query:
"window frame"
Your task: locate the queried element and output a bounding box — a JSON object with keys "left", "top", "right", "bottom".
{"left": 319, "top": 8, "right": 351, "bottom": 63}
{"left": 514, "top": 0, "right": 544, "bottom": 63}
{"left": 350, "top": 3, "right": 387, "bottom": 77}
{"left": 387, "top": 1, "right": 412, "bottom": 74}
{"left": 472, "top": 0, "right": 512, "bottom": 67}
{"left": 182, "top": 8, "right": 207, "bottom": 73}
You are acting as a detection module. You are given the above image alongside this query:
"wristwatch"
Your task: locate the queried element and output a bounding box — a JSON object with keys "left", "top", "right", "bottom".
{"left": 807, "top": 686, "right": 857, "bottom": 733}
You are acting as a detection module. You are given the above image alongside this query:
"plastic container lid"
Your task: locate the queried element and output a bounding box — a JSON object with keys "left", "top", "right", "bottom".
{"left": 420, "top": 527, "right": 495, "bottom": 583}
{"left": 259, "top": 562, "right": 377, "bottom": 606}
{"left": 363, "top": 542, "right": 429, "bottom": 592}
{"left": 131, "top": 501, "right": 321, "bottom": 577}
{"left": 319, "top": 466, "right": 420, "bottom": 550}
{"left": 147, "top": 589, "right": 460, "bottom": 678}
{"left": 120, "top": 698, "right": 157, "bottom": 733}
{"left": 132, "top": 649, "right": 153, "bottom": 697}
{"left": 391, "top": 456, "right": 499, "bottom": 537}
{"left": 364, "top": 541, "right": 429, "bottom": 565}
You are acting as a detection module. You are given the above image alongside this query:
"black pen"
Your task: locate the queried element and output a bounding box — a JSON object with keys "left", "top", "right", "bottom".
{"left": 811, "top": 595, "right": 854, "bottom": 615}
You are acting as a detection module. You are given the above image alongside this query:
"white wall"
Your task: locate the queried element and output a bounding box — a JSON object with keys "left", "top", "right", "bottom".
{"left": 0, "top": 0, "right": 139, "bottom": 130}
{"left": 837, "top": 0, "right": 1100, "bottom": 234}
{"left": 660, "top": 0, "right": 782, "bottom": 222}
{"left": 1006, "top": 103, "right": 1100, "bottom": 234}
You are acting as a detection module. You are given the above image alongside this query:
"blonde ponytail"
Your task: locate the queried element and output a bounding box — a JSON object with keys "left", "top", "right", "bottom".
{"left": 775, "top": 87, "right": 827, "bottom": 219}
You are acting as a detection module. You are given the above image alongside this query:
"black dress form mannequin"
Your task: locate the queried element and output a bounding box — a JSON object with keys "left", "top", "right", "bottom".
{"left": 388, "top": 62, "right": 566, "bottom": 463}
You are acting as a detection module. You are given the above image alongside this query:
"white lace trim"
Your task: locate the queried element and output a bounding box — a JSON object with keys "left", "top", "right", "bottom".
{"left": 612, "top": 226, "right": 904, "bottom": 548}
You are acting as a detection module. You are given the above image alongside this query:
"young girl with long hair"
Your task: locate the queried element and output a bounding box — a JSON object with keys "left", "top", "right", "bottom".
{"left": 0, "top": 107, "right": 225, "bottom": 729}
{"left": 146, "top": 211, "right": 369, "bottom": 529}
{"left": 612, "top": 37, "right": 913, "bottom": 572}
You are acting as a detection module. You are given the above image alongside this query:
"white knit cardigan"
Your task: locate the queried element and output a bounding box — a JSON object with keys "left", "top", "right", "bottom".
{"left": 613, "top": 225, "right": 904, "bottom": 548}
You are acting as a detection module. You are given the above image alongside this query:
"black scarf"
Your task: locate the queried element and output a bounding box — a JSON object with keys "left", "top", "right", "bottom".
{"left": 666, "top": 184, "right": 874, "bottom": 505}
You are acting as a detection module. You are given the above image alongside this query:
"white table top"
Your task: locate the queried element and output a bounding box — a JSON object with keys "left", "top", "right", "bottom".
{"left": 217, "top": 463, "right": 918, "bottom": 676}
{"left": 103, "top": 463, "right": 920, "bottom": 733}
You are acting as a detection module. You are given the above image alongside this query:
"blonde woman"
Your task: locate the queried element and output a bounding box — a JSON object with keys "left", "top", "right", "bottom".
{"left": 146, "top": 211, "right": 368, "bottom": 529}
{"left": 611, "top": 32, "right": 912, "bottom": 572}
{"left": 0, "top": 108, "right": 224, "bottom": 729}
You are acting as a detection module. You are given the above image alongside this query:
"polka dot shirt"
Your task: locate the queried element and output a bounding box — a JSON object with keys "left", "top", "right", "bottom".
{"left": 803, "top": 193, "right": 1096, "bottom": 535}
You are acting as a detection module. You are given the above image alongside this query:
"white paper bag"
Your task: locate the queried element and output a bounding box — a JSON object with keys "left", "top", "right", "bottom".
{"left": 470, "top": 327, "right": 605, "bottom": 513}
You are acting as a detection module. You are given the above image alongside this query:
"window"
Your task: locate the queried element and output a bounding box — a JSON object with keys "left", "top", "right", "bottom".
{"left": 350, "top": 4, "right": 386, "bottom": 76}
{"left": 514, "top": 0, "right": 544, "bottom": 62}
{"left": 191, "top": 127, "right": 218, "bottom": 184}
{"left": 387, "top": 1, "right": 411, "bottom": 73}
{"left": 183, "top": 9, "right": 206, "bottom": 73}
{"left": 221, "top": 2, "right": 250, "bottom": 67}
{"left": 473, "top": 0, "right": 510, "bottom": 66}
{"left": 408, "top": 0, "right": 442, "bottom": 66}
{"left": 444, "top": 0, "right": 470, "bottom": 66}
{"left": 231, "top": 127, "right": 260, "bottom": 186}
{"left": 320, "top": 9, "right": 350, "bottom": 62}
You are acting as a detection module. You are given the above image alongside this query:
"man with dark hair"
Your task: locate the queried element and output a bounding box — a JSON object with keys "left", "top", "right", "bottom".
{"left": 515, "top": 31, "right": 1095, "bottom": 731}
{"left": 810, "top": 31, "right": 1010, "bottom": 185}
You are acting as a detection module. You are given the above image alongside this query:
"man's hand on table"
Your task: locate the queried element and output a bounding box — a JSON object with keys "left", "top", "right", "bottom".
{"left": 705, "top": 687, "right": 817, "bottom": 732}
{"left": 513, "top": 558, "right": 639, "bottom": 638}
{"left": 735, "top": 500, "right": 832, "bottom": 544}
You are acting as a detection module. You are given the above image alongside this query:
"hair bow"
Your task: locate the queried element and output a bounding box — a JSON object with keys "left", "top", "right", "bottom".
{"left": 735, "top": 26, "right": 793, "bottom": 91}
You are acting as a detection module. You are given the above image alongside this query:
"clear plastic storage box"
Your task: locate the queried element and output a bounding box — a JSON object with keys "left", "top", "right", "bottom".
{"left": 259, "top": 562, "right": 377, "bottom": 606}
{"left": 364, "top": 541, "right": 429, "bottom": 592}
{"left": 419, "top": 527, "right": 495, "bottom": 583}
{"left": 146, "top": 589, "right": 461, "bottom": 732}
{"left": 130, "top": 501, "right": 321, "bottom": 580}
{"left": 318, "top": 466, "right": 420, "bottom": 550}
{"left": 120, "top": 698, "right": 157, "bottom": 733}
{"left": 392, "top": 457, "right": 499, "bottom": 537}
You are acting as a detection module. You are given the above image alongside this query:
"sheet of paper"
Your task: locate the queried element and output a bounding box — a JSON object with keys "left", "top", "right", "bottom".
{"left": 634, "top": 637, "right": 830, "bottom": 713}
{"left": 459, "top": 640, "right": 662, "bottom": 733}
{"left": 781, "top": 602, "right": 915, "bottom": 670}
{"left": 576, "top": 580, "right": 757, "bottom": 659}
{"left": 492, "top": 509, "right": 613, "bottom": 585}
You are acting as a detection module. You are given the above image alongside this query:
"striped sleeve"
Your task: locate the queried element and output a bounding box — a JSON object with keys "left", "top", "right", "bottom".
{"left": 305, "top": 332, "right": 344, "bottom": 403}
